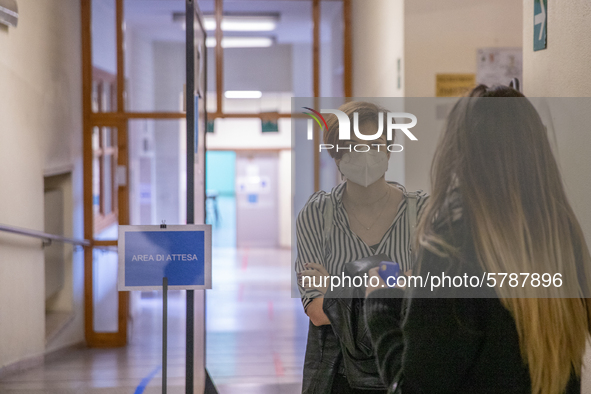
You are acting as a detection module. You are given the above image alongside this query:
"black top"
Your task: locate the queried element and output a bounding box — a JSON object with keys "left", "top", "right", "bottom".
{"left": 364, "top": 218, "right": 581, "bottom": 393}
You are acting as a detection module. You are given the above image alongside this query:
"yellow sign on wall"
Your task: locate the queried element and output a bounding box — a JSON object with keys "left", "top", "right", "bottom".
{"left": 436, "top": 73, "right": 476, "bottom": 97}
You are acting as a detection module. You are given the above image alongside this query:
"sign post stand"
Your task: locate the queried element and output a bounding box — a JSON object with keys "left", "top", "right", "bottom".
{"left": 185, "top": 2, "right": 196, "bottom": 391}
{"left": 162, "top": 276, "right": 168, "bottom": 394}
{"left": 118, "top": 225, "right": 212, "bottom": 393}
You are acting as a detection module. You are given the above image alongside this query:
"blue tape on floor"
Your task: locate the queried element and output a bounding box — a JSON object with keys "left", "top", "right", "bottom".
{"left": 134, "top": 365, "right": 162, "bottom": 394}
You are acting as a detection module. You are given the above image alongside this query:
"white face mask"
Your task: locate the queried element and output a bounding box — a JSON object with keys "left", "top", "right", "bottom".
{"left": 338, "top": 150, "right": 389, "bottom": 187}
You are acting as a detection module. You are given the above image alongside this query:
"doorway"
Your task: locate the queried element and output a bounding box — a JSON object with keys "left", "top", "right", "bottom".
{"left": 206, "top": 150, "right": 236, "bottom": 248}
{"left": 235, "top": 152, "right": 280, "bottom": 248}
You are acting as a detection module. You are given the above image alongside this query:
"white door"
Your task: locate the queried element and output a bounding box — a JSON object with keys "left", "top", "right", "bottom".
{"left": 235, "top": 152, "right": 279, "bottom": 248}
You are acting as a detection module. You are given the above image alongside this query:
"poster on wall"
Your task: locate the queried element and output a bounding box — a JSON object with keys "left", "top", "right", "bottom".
{"left": 476, "top": 47, "right": 523, "bottom": 88}
{"left": 435, "top": 74, "right": 476, "bottom": 97}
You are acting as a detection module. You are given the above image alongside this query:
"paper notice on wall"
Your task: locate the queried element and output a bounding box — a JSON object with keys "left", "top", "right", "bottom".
{"left": 476, "top": 48, "right": 523, "bottom": 88}
{"left": 435, "top": 74, "right": 476, "bottom": 97}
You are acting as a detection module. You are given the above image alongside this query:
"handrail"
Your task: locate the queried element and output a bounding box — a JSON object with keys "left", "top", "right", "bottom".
{"left": 0, "top": 223, "right": 91, "bottom": 247}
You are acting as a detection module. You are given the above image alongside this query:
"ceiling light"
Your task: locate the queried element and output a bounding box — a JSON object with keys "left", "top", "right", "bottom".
{"left": 203, "top": 15, "right": 278, "bottom": 32}
{"left": 0, "top": 0, "right": 18, "bottom": 28}
{"left": 205, "top": 37, "right": 274, "bottom": 48}
{"left": 203, "top": 18, "right": 216, "bottom": 31}
{"left": 225, "top": 91, "right": 263, "bottom": 99}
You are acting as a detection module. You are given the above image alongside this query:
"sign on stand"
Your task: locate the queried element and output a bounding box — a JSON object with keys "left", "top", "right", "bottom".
{"left": 118, "top": 224, "right": 211, "bottom": 394}
{"left": 118, "top": 224, "right": 212, "bottom": 291}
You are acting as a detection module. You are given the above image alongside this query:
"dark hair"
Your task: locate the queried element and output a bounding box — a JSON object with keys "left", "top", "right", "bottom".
{"left": 468, "top": 84, "right": 525, "bottom": 98}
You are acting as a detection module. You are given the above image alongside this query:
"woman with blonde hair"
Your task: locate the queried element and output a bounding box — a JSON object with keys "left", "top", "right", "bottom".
{"left": 365, "top": 85, "right": 591, "bottom": 393}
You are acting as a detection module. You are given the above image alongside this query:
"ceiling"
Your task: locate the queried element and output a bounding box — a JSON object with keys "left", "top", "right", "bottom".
{"left": 123, "top": 0, "right": 342, "bottom": 44}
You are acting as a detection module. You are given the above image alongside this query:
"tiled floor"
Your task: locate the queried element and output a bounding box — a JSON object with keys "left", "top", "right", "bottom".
{"left": 0, "top": 246, "right": 309, "bottom": 393}
{"left": 207, "top": 247, "right": 309, "bottom": 393}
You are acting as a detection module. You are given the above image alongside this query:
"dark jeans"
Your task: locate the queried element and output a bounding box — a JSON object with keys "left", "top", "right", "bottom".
{"left": 331, "top": 373, "right": 388, "bottom": 394}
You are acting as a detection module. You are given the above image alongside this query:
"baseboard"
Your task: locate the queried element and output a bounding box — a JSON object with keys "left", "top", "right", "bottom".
{"left": 0, "top": 354, "right": 44, "bottom": 379}
{"left": 45, "top": 311, "right": 76, "bottom": 347}
{"left": 0, "top": 342, "right": 85, "bottom": 379}
{"left": 44, "top": 342, "right": 86, "bottom": 363}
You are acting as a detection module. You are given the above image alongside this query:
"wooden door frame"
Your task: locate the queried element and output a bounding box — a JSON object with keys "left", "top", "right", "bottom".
{"left": 81, "top": 0, "right": 351, "bottom": 347}
{"left": 82, "top": 0, "right": 130, "bottom": 348}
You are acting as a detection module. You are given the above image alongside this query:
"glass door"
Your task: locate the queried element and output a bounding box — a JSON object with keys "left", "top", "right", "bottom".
{"left": 82, "top": 0, "right": 130, "bottom": 347}
{"left": 81, "top": 0, "right": 207, "bottom": 352}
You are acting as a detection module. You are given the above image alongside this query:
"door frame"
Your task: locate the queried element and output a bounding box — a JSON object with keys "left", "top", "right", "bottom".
{"left": 81, "top": 0, "right": 186, "bottom": 347}
{"left": 80, "top": 0, "right": 351, "bottom": 347}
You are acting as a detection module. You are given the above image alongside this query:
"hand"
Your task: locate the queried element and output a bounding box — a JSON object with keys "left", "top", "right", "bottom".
{"left": 366, "top": 267, "right": 387, "bottom": 297}
{"left": 298, "top": 263, "right": 331, "bottom": 295}
{"left": 306, "top": 297, "right": 331, "bottom": 326}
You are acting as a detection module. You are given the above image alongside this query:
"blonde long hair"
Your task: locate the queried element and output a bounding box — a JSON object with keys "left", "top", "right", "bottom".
{"left": 416, "top": 85, "right": 591, "bottom": 394}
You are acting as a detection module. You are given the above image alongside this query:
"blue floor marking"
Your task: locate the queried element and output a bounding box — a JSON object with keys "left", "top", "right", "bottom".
{"left": 134, "top": 365, "right": 162, "bottom": 394}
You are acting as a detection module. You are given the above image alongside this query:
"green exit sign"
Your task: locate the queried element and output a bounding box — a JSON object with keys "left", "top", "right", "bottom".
{"left": 534, "top": 0, "right": 547, "bottom": 51}
{"left": 261, "top": 120, "right": 279, "bottom": 133}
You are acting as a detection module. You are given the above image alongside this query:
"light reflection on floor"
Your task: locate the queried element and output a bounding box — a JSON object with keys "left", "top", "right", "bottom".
{"left": 207, "top": 247, "right": 309, "bottom": 393}
{"left": 206, "top": 195, "right": 309, "bottom": 392}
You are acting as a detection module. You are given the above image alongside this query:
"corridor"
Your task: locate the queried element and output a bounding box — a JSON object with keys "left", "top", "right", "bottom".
{"left": 0, "top": 248, "right": 307, "bottom": 393}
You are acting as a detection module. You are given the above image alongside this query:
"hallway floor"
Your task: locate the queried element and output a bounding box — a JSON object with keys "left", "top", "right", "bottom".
{"left": 0, "top": 247, "right": 308, "bottom": 393}
{"left": 207, "top": 247, "right": 308, "bottom": 393}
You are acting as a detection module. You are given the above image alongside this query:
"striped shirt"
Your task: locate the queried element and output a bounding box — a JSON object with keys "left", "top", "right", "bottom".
{"left": 296, "top": 181, "right": 428, "bottom": 310}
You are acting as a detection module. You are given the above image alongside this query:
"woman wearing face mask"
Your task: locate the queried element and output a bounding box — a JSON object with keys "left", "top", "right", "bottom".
{"left": 295, "top": 101, "right": 428, "bottom": 394}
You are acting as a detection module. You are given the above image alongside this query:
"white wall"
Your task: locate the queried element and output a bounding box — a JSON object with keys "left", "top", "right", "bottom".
{"left": 350, "top": 0, "right": 522, "bottom": 192}
{"left": 126, "top": 26, "right": 155, "bottom": 230}
{"left": 327, "top": 1, "right": 344, "bottom": 97}
{"left": 126, "top": 27, "right": 155, "bottom": 112}
{"left": 351, "top": 0, "right": 405, "bottom": 98}
{"left": 153, "top": 41, "right": 185, "bottom": 112}
{"left": 0, "top": 0, "right": 83, "bottom": 371}
{"left": 291, "top": 43, "right": 314, "bottom": 223}
{"left": 207, "top": 44, "right": 293, "bottom": 94}
{"left": 350, "top": 0, "right": 406, "bottom": 186}
{"left": 522, "top": 0, "right": 591, "bottom": 97}
{"left": 521, "top": 0, "right": 591, "bottom": 232}
{"left": 521, "top": 1, "right": 591, "bottom": 391}
{"left": 153, "top": 42, "right": 186, "bottom": 225}
{"left": 207, "top": 118, "right": 291, "bottom": 151}
{"left": 403, "top": 0, "right": 523, "bottom": 193}
{"left": 279, "top": 150, "right": 292, "bottom": 248}
{"left": 405, "top": 0, "right": 523, "bottom": 97}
